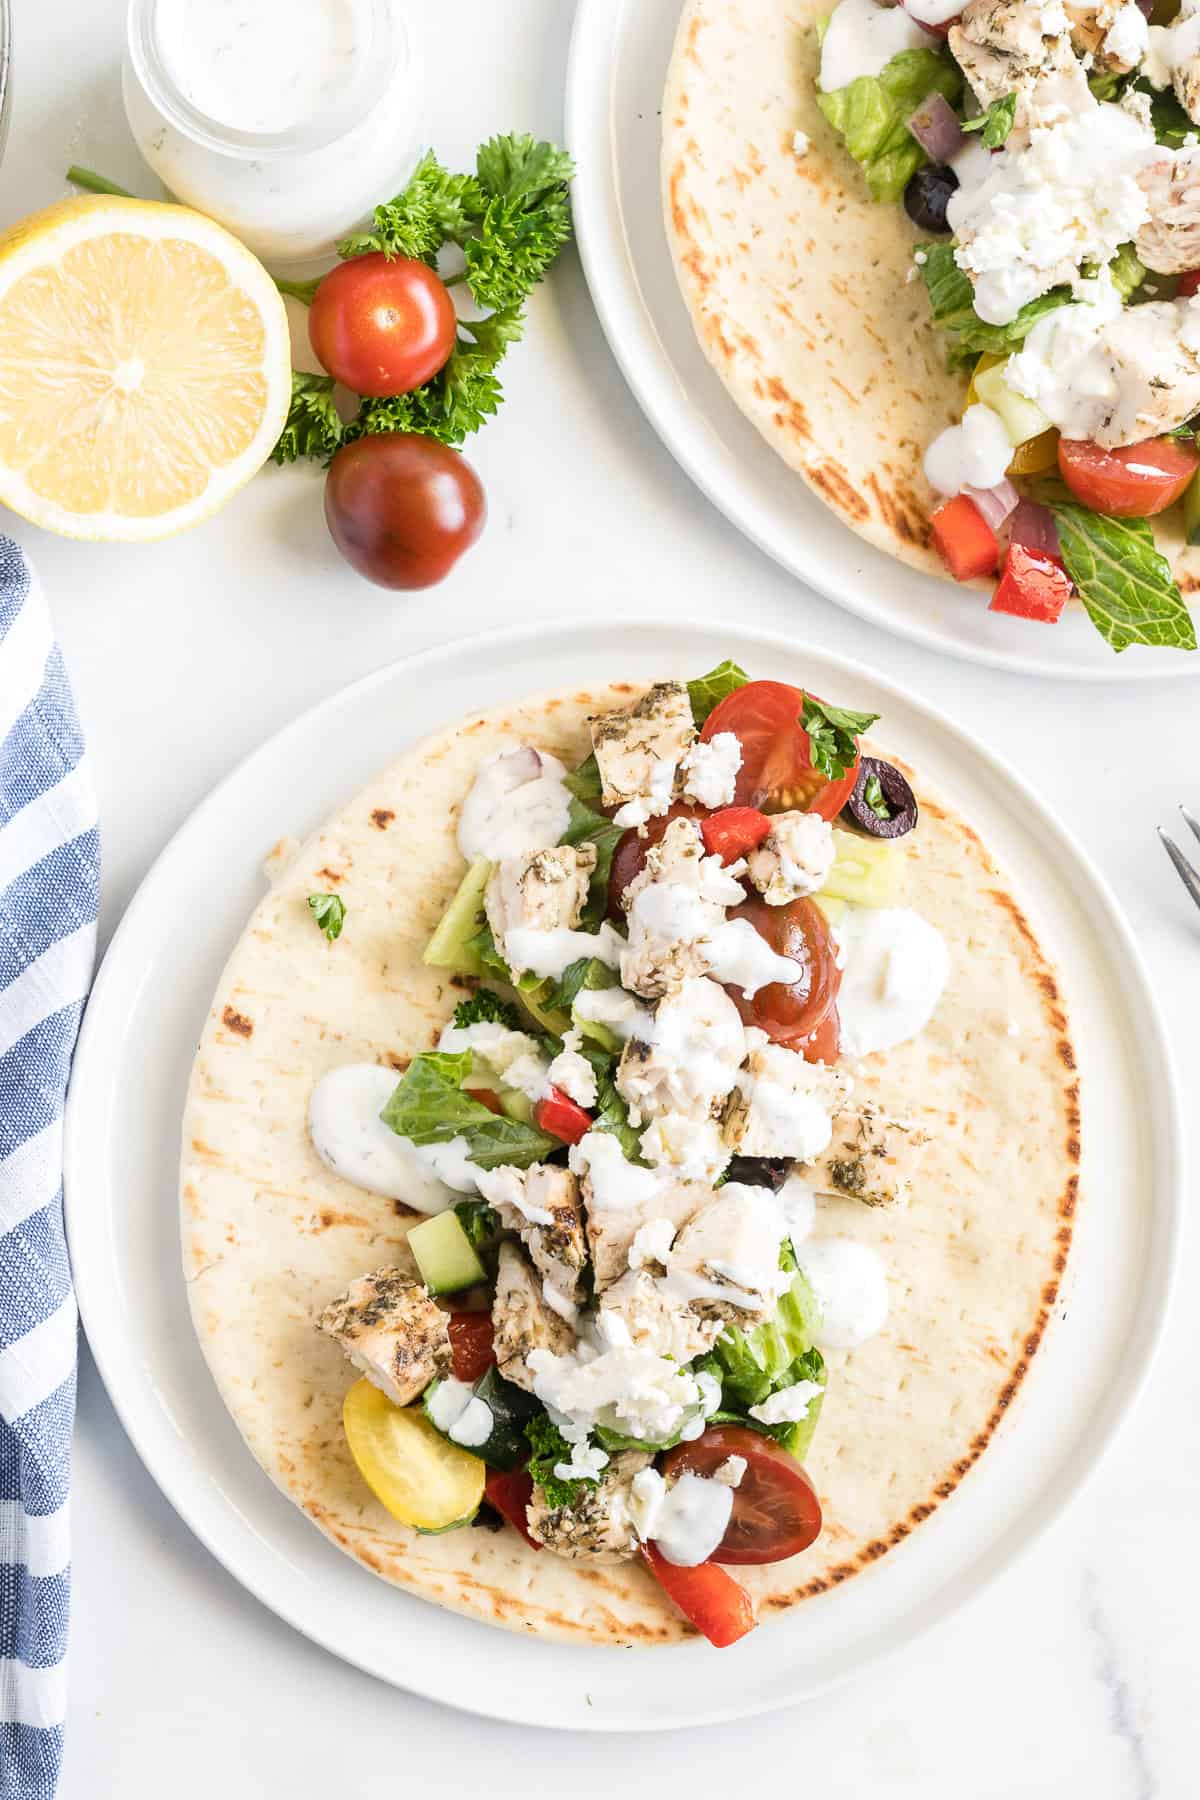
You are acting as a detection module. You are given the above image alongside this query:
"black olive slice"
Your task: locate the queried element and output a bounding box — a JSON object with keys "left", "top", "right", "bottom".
{"left": 725, "top": 1155, "right": 793, "bottom": 1192}
{"left": 843, "top": 757, "right": 918, "bottom": 840}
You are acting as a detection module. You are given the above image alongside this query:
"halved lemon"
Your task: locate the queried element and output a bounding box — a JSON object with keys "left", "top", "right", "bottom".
{"left": 0, "top": 196, "right": 292, "bottom": 541}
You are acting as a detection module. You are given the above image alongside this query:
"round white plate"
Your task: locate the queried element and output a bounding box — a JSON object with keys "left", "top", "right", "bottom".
{"left": 65, "top": 620, "right": 1181, "bottom": 1730}
{"left": 565, "top": 0, "right": 1200, "bottom": 683}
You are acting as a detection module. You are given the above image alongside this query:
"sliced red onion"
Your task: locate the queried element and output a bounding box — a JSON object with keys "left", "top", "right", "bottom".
{"left": 907, "top": 92, "right": 966, "bottom": 164}
{"left": 1009, "top": 498, "right": 1060, "bottom": 557}
{"left": 493, "top": 745, "right": 543, "bottom": 789}
{"left": 962, "top": 477, "right": 1019, "bottom": 531}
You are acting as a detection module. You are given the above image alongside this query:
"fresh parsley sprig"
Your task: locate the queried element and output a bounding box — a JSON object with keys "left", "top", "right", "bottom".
{"left": 273, "top": 375, "right": 345, "bottom": 466}
{"left": 802, "top": 697, "right": 880, "bottom": 782}
{"left": 960, "top": 91, "right": 1016, "bottom": 149}
{"left": 308, "top": 893, "right": 347, "bottom": 941}
{"left": 525, "top": 1414, "right": 596, "bottom": 1510}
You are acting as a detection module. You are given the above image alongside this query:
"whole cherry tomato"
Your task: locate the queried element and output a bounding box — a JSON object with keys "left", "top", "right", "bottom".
{"left": 324, "top": 433, "right": 486, "bottom": 589}
{"left": 308, "top": 254, "right": 457, "bottom": 397}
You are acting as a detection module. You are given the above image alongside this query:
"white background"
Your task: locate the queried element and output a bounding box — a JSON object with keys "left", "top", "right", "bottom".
{"left": 3, "top": 1, "right": 1199, "bottom": 1794}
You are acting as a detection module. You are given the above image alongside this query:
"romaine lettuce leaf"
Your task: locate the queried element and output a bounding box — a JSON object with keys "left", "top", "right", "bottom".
{"left": 687, "top": 660, "right": 748, "bottom": 724}
{"left": 817, "top": 48, "right": 963, "bottom": 203}
{"left": 560, "top": 795, "right": 624, "bottom": 923}
{"left": 381, "top": 1051, "right": 557, "bottom": 1167}
{"left": 1045, "top": 500, "right": 1196, "bottom": 653}
{"left": 702, "top": 1268, "right": 824, "bottom": 1410}
{"left": 564, "top": 753, "right": 602, "bottom": 804}
{"left": 920, "top": 240, "right": 1145, "bottom": 360}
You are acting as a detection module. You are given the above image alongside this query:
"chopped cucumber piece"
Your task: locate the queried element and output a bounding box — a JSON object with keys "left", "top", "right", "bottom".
{"left": 573, "top": 1011, "right": 620, "bottom": 1055}
{"left": 972, "top": 362, "right": 1052, "bottom": 449}
{"left": 820, "top": 827, "right": 899, "bottom": 907}
{"left": 812, "top": 893, "right": 847, "bottom": 927}
{"left": 513, "top": 978, "right": 571, "bottom": 1038}
{"left": 408, "top": 1210, "right": 487, "bottom": 1295}
{"left": 423, "top": 1367, "right": 540, "bottom": 1471}
{"left": 498, "top": 1087, "right": 536, "bottom": 1126}
{"left": 1184, "top": 468, "right": 1200, "bottom": 547}
{"left": 424, "top": 857, "right": 494, "bottom": 975}
{"left": 342, "top": 1378, "right": 484, "bottom": 1531}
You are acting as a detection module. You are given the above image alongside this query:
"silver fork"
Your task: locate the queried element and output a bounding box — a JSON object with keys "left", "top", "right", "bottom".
{"left": 1158, "top": 806, "right": 1200, "bottom": 912}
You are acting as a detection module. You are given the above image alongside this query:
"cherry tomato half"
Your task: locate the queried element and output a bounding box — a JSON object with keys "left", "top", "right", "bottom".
{"left": 606, "top": 803, "right": 703, "bottom": 918}
{"left": 1057, "top": 435, "right": 1199, "bottom": 519}
{"left": 663, "top": 1425, "right": 823, "bottom": 1565}
{"left": 447, "top": 1313, "right": 496, "bottom": 1384}
{"left": 324, "top": 434, "right": 486, "bottom": 589}
{"left": 701, "top": 681, "right": 861, "bottom": 819}
{"left": 308, "top": 254, "right": 458, "bottom": 397}
{"left": 640, "top": 1544, "right": 757, "bottom": 1646}
{"left": 725, "top": 892, "right": 840, "bottom": 1052}
{"left": 484, "top": 1467, "right": 540, "bottom": 1549}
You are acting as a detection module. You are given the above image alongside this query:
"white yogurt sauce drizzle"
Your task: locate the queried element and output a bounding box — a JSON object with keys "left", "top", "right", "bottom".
{"left": 308, "top": 1064, "right": 461, "bottom": 1212}
{"left": 835, "top": 906, "right": 950, "bottom": 1058}
{"left": 798, "top": 1238, "right": 889, "bottom": 1352}
{"left": 457, "top": 745, "right": 573, "bottom": 863}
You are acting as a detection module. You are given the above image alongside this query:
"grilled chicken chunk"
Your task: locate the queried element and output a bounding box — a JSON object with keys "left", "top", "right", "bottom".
{"left": 484, "top": 844, "right": 596, "bottom": 974}
{"left": 722, "top": 1042, "right": 848, "bottom": 1160}
{"left": 589, "top": 682, "right": 696, "bottom": 816}
{"left": 616, "top": 977, "right": 746, "bottom": 1124}
{"left": 1136, "top": 149, "right": 1200, "bottom": 275}
{"left": 949, "top": 0, "right": 1093, "bottom": 142}
{"left": 581, "top": 1170, "right": 704, "bottom": 1291}
{"left": 492, "top": 1241, "right": 575, "bottom": 1391}
{"left": 745, "top": 810, "right": 836, "bottom": 906}
{"left": 1083, "top": 300, "right": 1200, "bottom": 444}
{"left": 802, "top": 1104, "right": 930, "bottom": 1210}
{"left": 317, "top": 1267, "right": 449, "bottom": 1406}
{"left": 600, "top": 1268, "right": 725, "bottom": 1362}
{"left": 479, "top": 1163, "right": 589, "bottom": 1307}
{"left": 1064, "top": 0, "right": 1146, "bottom": 72}
{"left": 527, "top": 1450, "right": 652, "bottom": 1562}
{"left": 620, "top": 817, "right": 742, "bottom": 999}
{"left": 667, "top": 1184, "right": 789, "bottom": 1330}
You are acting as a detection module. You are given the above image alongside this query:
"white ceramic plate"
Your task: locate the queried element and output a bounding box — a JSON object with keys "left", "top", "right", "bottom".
{"left": 565, "top": 0, "right": 1200, "bottom": 683}
{"left": 65, "top": 620, "right": 1181, "bottom": 1730}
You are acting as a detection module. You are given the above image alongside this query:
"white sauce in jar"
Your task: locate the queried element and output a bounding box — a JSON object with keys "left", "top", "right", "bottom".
{"left": 155, "top": 0, "right": 371, "bottom": 135}
{"left": 799, "top": 1238, "right": 889, "bottom": 1351}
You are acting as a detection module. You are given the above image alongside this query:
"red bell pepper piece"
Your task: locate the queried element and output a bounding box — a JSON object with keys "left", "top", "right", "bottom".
{"left": 930, "top": 494, "right": 999, "bottom": 582}
{"left": 641, "top": 1545, "right": 757, "bottom": 1648}
{"left": 535, "top": 1086, "right": 593, "bottom": 1145}
{"left": 484, "top": 1468, "right": 540, "bottom": 1549}
{"left": 447, "top": 1312, "right": 495, "bottom": 1383}
{"left": 989, "top": 542, "right": 1072, "bottom": 623}
{"left": 700, "top": 806, "right": 773, "bottom": 863}
{"left": 469, "top": 1087, "right": 505, "bottom": 1115}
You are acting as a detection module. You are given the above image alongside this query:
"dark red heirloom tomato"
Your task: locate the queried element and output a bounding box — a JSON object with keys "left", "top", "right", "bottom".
{"left": 700, "top": 681, "right": 861, "bottom": 819}
{"left": 308, "top": 253, "right": 458, "bottom": 397}
{"left": 725, "top": 891, "right": 841, "bottom": 1054}
{"left": 663, "top": 1425, "right": 823, "bottom": 1566}
{"left": 324, "top": 434, "right": 486, "bottom": 589}
{"left": 447, "top": 1314, "right": 495, "bottom": 1384}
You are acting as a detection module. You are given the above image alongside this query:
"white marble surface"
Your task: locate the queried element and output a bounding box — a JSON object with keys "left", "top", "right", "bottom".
{"left": 3, "top": 0, "right": 1198, "bottom": 1793}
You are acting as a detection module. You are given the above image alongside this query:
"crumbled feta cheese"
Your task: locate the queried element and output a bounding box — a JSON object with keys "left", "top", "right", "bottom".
{"left": 1119, "top": 86, "right": 1154, "bottom": 132}
{"left": 746, "top": 810, "right": 836, "bottom": 905}
{"left": 639, "top": 1111, "right": 731, "bottom": 1184}
{"left": 818, "top": 0, "right": 929, "bottom": 91}
{"left": 546, "top": 1026, "right": 598, "bottom": 1108}
{"left": 612, "top": 756, "right": 678, "bottom": 829}
{"left": 528, "top": 1324, "right": 705, "bottom": 1446}
{"left": 923, "top": 403, "right": 1013, "bottom": 497}
{"left": 749, "top": 1379, "right": 824, "bottom": 1425}
{"left": 438, "top": 1021, "right": 553, "bottom": 1102}
{"left": 1100, "top": 0, "right": 1148, "bottom": 68}
{"left": 712, "top": 1455, "right": 747, "bottom": 1488}
{"left": 681, "top": 732, "right": 742, "bottom": 809}
{"left": 947, "top": 103, "right": 1157, "bottom": 326}
{"left": 553, "top": 1438, "right": 610, "bottom": 1483}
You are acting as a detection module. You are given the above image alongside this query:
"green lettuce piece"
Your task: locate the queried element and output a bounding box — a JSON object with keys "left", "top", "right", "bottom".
{"left": 687, "top": 660, "right": 749, "bottom": 725}
{"left": 590, "top": 1057, "right": 645, "bottom": 1163}
{"left": 701, "top": 1269, "right": 823, "bottom": 1411}
{"left": 560, "top": 795, "right": 624, "bottom": 924}
{"left": 564, "top": 753, "right": 603, "bottom": 804}
{"left": 709, "top": 1348, "right": 827, "bottom": 1462}
{"left": 1045, "top": 501, "right": 1197, "bottom": 653}
{"left": 542, "top": 955, "right": 618, "bottom": 1019}
{"left": 920, "top": 240, "right": 1145, "bottom": 361}
{"left": 817, "top": 48, "right": 962, "bottom": 203}
{"left": 381, "top": 1051, "right": 557, "bottom": 1167}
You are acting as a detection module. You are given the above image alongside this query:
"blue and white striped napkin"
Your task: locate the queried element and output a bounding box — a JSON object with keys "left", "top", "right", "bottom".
{"left": 0, "top": 538, "right": 98, "bottom": 1798}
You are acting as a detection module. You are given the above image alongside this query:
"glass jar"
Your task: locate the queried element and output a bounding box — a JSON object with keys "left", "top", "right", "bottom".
{"left": 122, "top": 0, "right": 423, "bottom": 267}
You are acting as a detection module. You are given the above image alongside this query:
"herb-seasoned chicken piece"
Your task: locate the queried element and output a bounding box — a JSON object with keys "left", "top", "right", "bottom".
{"left": 746, "top": 811, "right": 836, "bottom": 906}
{"left": 317, "top": 1267, "right": 449, "bottom": 1406}
{"left": 802, "top": 1104, "right": 930, "bottom": 1210}
{"left": 491, "top": 1241, "right": 575, "bottom": 1391}
{"left": 478, "top": 1163, "right": 589, "bottom": 1306}
{"left": 589, "top": 681, "right": 696, "bottom": 819}
{"left": 582, "top": 1171, "right": 705, "bottom": 1291}
{"left": 667, "top": 1184, "right": 790, "bottom": 1329}
{"left": 619, "top": 817, "right": 744, "bottom": 999}
{"left": 722, "top": 1042, "right": 849, "bottom": 1161}
{"left": 1064, "top": 0, "right": 1146, "bottom": 72}
{"left": 600, "top": 1268, "right": 725, "bottom": 1362}
{"left": 949, "top": 0, "right": 1093, "bottom": 141}
{"left": 484, "top": 844, "right": 597, "bottom": 975}
{"left": 527, "top": 1450, "right": 651, "bottom": 1562}
{"left": 1136, "top": 149, "right": 1200, "bottom": 275}
{"left": 616, "top": 977, "right": 746, "bottom": 1124}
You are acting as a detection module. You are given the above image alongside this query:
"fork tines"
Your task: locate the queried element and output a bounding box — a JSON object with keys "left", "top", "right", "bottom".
{"left": 1159, "top": 806, "right": 1200, "bottom": 913}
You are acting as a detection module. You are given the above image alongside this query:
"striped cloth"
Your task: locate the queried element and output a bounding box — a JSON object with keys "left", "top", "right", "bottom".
{"left": 0, "top": 537, "right": 98, "bottom": 1799}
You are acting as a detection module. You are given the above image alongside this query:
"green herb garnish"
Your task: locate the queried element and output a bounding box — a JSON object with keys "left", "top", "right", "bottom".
{"left": 801, "top": 697, "right": 880, "bottom": 782}
{"left": 687, "top": 660, "right": 749, "bottom": 725}
{"left": 1045, "top": 502, "right": 1197, "bottom": 653}
{"left": 273, "top": 374, "right": 345, "bottom": 467}
{"left": 307, "top": 893, "right": 347, "bottom": 941}
{"left": 863, "top": 773, "right": 891, "bottom": 821}
{"left": 960, "top": 92, "right": 1016, "bottom": 149}
{"left": 525, "top": 1414, "right": 596, "bottom": 1509}
{"left": 452, "top": 989, "right": 523, "bottom": 1031}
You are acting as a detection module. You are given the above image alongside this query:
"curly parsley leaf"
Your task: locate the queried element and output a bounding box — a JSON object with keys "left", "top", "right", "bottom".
{"left": 338, "top": 151, "right": 485, "bottom": 261}
{"left": 687, "top": 660, "right": 749, "bottom": 725}
{"left": 272, "top": 374, "right": 345, "bottom": 466}
{"left": 348, "top": 307, "right": 525, "bottom": 447}
{"left": 801, "top": 697, "right": 880, "bottom": 782}
{"left": 525, "top": 1413, "right": 596, "bottom": 1509}
{"left": 1045, "top": 501, "right": 1197, "bottom": 653}
{"left": 453, "top": 989, "right": 523, "bottom": 1031}
{"left": 960, "top": 91, "right": 1016, "bottom": 149}
{"left": 307, "top": 893, "right": 346, "bottom": 941}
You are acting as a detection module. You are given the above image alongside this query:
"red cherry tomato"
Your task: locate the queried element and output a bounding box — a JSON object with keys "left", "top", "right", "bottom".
{"left": 484, "top": 1467, "right": 540, "bottom": 1549}
{"left": 308, "top": 254, "right": 458, "bottom": 397}
{"left": 324, "top": 434, "right": 486, "bottom": 589}
{"left": 606, "top": 803, "right": 703, "bottom": 918}
{"left": 447, "top": 1313, "right": 495, "bottom": 1383}
{"left": 640, "top": 1545, "right": 757, "bottom": 1646}
{"left": 725, "top": 892, "right": 841, "bottom": 1050}
{"left": 1057, "top": 435, "right": 1199, "bottom": 518}
{"left": 989, "top": 543, "right": 1072, "bottom": 624}
{"left": 803, "top": 1006, "right": 841, "bottom": 1067}
{"left": 663, "top": 1425, "right": 823, "bottom": 1566}
{"left": 468, "top": 1087, "right": 505, "bottom": 1115}
{"left": 700, "top": 681, "right": 861, "bottom": 819}
{"left": 700, "top": 806, "right": 773, "bottom": 864}
{"left": 930, "top": 494, "right": 999, "bottom": 582}
{"left": 1179, "top": 269, "right": 1200, "bottom": 297}
{"left": 535, "top": 1087, "right": 593, "bottom": 1146}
